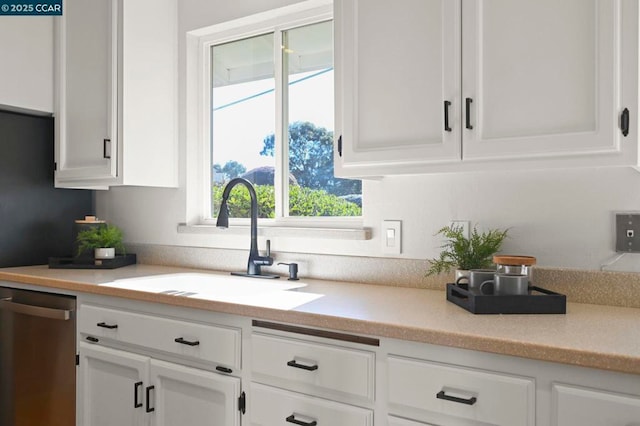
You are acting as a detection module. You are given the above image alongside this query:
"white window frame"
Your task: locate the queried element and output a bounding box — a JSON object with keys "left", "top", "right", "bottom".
{"left": 186, "top": 0, "right": 363, "bottom": 233}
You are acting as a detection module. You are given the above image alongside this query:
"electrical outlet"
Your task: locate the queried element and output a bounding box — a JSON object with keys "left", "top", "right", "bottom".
{"left": 449, "top": 220, "right": 470, "bottom": 239}
{"left": 615, "top": 213, "right": 640, "bottom": 252}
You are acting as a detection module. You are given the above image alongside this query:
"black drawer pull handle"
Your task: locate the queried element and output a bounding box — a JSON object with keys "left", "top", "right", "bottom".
{"left": 103, "top": 138, "right": 111, "bottom": 159}
{"left": 174, "top": 337, "right": 200, "bottom": 346}
{"left": 86, "top": 336, "right": 99, "bottom": 343}
{"left": 146, "top": 385, "right": 155, "bottom": 413}
{"left": 437, "top": 390, "right": 477, "bottom": 405}
{"left": 621, "top": 107, "right": 630, "bottom": 137}
{"left": 287, "top": 360, "right": 318, "bottom": 371}
{"left": 465, "top": 97, "right": 473, "bottom": 129}
{"left": 286, "top": 414, "right": 317, "bottom": 426}
{"left": 134, "top": 381, "right": 143, "bottom": 408}
{"left": 444, "top": 100, "right": 452, "bottom": 132}
{"left": 97, "top": 322, "right": 118, "bottom": 329}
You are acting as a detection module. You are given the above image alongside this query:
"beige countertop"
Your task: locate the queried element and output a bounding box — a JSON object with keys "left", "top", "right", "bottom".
{"left": 1, "top": 264, "right": 639, "bottom": 376}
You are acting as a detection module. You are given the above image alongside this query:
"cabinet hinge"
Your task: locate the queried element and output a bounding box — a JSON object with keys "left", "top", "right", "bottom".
{"left": 76, "top": 354, "right": 79, "bottom": 366}
{"left": 238, "top": 391, "right": 246, "bottom": 414}
{"left": 337, "top": 135, "right": 343, "bottom": 157}
{"left": 621, "top": 108, "right": 630, "bottom": 137}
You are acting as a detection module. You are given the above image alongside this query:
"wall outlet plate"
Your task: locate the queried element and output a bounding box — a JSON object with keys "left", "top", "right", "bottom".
{"left": 615, "top": 213, "right": 640, "bottom": 252}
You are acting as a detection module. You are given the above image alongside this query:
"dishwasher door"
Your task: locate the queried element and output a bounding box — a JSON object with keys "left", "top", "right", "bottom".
{"left": 0, "top": 287, "right": 76, "bottom": 426}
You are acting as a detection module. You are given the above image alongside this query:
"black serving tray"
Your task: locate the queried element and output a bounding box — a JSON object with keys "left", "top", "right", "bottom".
{"left": 446, "top": 283, "right": 566, "bottom": 314}
{"left": 48, "top": 254, "right": 137, "bottom": 269}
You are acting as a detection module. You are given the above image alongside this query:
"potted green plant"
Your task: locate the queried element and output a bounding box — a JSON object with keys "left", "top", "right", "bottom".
{"left": 426, "top": 224, "right": 508, "bottom": 278}
{"left": 76, "top": 224, "right": 125, "bottom": 260}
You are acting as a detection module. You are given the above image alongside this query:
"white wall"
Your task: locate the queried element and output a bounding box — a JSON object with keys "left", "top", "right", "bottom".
{"left": 96, "top": 0, "right": 640, "bottom": 272}
{"left": 0, "top": 17, "right": 54, "bottom": 113}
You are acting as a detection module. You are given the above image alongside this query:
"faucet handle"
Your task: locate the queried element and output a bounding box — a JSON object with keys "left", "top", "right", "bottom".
{"left": 265, "top": 239, "right": 271, "bottom": 257}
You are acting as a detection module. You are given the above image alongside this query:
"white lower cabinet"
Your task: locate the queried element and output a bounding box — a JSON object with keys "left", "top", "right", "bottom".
{"left": 79, "top": 343, "right": 148, "bottom": 426}
{"left": 249, "top": 325, "right": 375, "bottom": 425}
{"left": 552, "top": 383, "right": 640, "bottom": 426}
{"left": 150, "top": 359, "right": 240, "bottom": 426}
{"left": 79, "top": 343, "right": 241, "bottom": 426}
{"left": 387, "top": 355, "right": 535, "bottom": 426}
{"left": 250, "top": 383, "right": 373, "bottom": 426}
{"left": 388, "top": 417, "right": 436, "bottom": 426}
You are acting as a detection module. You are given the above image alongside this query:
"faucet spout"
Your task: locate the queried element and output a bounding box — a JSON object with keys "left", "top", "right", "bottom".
{"left": 216, "top": 178, "right": 278, "bottom": 279}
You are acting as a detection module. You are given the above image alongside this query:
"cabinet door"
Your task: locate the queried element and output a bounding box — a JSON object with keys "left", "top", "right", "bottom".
{"left": 335, "top": 0, "right": 462, "bottom": 177}
{"left": 462, "top": 0, "right": 637, "bottom": 165}
{"left": 149, "top": 359, "right": 241, "bottom": 426}
{"left": 55, "top": 0, "right": 118, "bottom": 187}
{"left": 78, "top": 343, "right": 148, "bottom": 426}
{"left": 552, "top": 383, "right": 640, "bottom": 426}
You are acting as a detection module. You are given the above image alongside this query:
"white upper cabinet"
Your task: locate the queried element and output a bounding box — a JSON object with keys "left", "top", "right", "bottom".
{"left": 335, "top": 0, "right": 461, "bottom": 177}
{"left": 0, "top": 18, "right": 54, "bottom": 114}
{"left": 55, "top": 0, "right": 178, "bottom": 188}
{"left": 334, "top": 0, "right": 638, "bottom": 177}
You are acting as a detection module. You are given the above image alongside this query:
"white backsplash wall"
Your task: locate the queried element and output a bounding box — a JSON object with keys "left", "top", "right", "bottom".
{"left": 99, "top": 166, "right": 640, "bottom": 272}
{"left": 95, "top": 0, "right": 640, "bottom": 273}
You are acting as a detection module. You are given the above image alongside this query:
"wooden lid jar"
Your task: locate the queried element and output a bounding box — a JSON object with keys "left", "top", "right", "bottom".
{"left": 493, "top": 255, "right": 537, "bottom": 282}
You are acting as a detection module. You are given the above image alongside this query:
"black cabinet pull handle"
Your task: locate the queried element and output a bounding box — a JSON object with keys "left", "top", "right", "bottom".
{"left": 286, "top": 414, "right": 317, "bottom": 426}
{"left": 436, "top": 390, "right": 477, "bottom": 405}
{"left": 174, "top": 337, "right": 200, "bottom": 346}
{"left": 444, "top": 100, "right": 452, "bottom": 132}
{"left": 621, "top": 107, "right": 630, "bottom": 137}
{"left": 337, "top": 135, "right": 343, "bottom": 157}
{"left": 145, "top": 386, "right": 155, "bottom": 413}
{"left": 86, "top": 336, "right": 99, "bottom": 343}
{"left": 97, "top": 322, "right": 118, "bottom": 329}
{"left": 103, "top": 139, "right": 111, "bottom": 159}
{"left": 134, "top": 381, "right": 143, "bottom": 408}
{"left": 287, "top": 360, "right": 318, "bottom": 371}
{"left": 465, "top": 98, "right": 473, "bottom": 129}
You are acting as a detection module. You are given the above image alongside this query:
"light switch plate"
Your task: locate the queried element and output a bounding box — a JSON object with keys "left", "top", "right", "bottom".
{"left": 382, "top": 220, "right": 402, "bottom": 255}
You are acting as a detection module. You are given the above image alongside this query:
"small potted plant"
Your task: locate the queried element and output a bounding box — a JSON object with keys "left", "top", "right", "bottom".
{"left": 426, "top": 224, "right": 508, "bottom": 278}
{"left": 76, "top": 224, "right": 125, "bottom": 260}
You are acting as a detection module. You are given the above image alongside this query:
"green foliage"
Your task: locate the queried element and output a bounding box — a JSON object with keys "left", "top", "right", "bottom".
{"left": 76, "top": 224, "right": 125, "bottom": 256}
{"left": 289, "top": 186, "right": 361, "bottom": 217}
{"left": 212, "top": 184, "right": 361, "bottom": 218}
{"left": 426, "top": 225, "right": 508, "bottom": 276}
{"left": 261, "top": 121, "right": 361, "bottom": 197}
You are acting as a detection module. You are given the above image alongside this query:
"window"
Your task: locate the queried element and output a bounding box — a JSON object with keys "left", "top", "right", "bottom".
{"left": 204, "top": 4, "right": 361, "bottom": 224}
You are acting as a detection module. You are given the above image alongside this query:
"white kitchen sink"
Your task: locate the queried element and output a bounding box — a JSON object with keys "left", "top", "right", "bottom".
{"left": 103, "top": 273, "right": 321, "bottom": 310}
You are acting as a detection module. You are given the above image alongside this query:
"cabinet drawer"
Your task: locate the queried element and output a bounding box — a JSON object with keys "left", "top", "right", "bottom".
{"left": 552, "top": 383, "right": 640, "bottom": 426}
{"left": 251, "top": 333, "right": 374, "bottom": 400}
{"left": 249, "top": 383, "right": 373, "bottom": 426}
{"left": 388, "top": 355, "right": 534, "bottom": 426}
{"left": 388, "top": 416, "right": 436, "bottom": 426}
{"left": 79, "top": 304, "right": 241, "bottom": 368}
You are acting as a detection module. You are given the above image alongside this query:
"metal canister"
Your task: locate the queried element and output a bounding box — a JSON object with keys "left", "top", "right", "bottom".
{"left": 493, "top": 255, "right": 537, "bottom": 283}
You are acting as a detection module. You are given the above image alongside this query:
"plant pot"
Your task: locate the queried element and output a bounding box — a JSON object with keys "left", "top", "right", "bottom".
{"left": 94, "top": 248, "right": 115, "bottom": 260}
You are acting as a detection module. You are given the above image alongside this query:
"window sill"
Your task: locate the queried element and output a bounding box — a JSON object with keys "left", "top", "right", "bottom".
{"left": 177, "top": 223, "right": 372, "bottom": 240}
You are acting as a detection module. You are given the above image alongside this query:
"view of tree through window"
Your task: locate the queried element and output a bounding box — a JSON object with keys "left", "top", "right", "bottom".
{"left": 210, "top": 20, "right": 361, "bottom": 219}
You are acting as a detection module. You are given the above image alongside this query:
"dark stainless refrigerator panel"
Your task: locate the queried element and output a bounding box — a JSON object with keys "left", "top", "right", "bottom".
{"left": 0, "top": 110, "right": 94, "bottom": 266}
{"left": 0, "top": 287, "right": 76, "bottom": 426}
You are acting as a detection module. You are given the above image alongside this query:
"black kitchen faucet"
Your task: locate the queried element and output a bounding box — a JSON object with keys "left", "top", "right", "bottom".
{"left": 216, "top": 178, "right": 278, "bottom": 278}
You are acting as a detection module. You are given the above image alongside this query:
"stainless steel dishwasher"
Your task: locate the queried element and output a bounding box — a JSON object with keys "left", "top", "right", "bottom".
{"left": 0, "top": 286, "right": 76, "bottom": 426}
